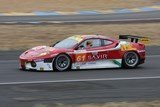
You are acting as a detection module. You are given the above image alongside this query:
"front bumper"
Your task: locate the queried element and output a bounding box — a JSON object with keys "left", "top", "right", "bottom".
{"left": 19, "top": 58, "right": 54, "bottom": 71}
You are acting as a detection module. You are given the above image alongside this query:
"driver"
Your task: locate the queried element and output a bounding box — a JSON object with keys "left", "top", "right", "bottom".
{"left": 86, "top": 40, "right": 93, "bottom": 48}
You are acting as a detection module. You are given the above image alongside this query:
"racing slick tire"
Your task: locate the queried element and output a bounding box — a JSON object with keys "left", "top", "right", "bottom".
{"left": 53, "top": 53, "right": 71, "bottom": 71}
{"left": 122, "top": 51, "right": 139, "bottom": 68}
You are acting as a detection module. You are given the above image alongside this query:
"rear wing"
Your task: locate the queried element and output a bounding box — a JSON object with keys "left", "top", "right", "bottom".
{"left": 119, "top": 35, "right": 149, "bottom": 43}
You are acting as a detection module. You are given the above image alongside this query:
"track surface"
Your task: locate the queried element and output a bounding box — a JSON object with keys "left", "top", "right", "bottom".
{"left": 0, "top": 11, "right": 160, "bottom": 23}
{"left": 0, "top": 46, "right": 160, "bottom": 107}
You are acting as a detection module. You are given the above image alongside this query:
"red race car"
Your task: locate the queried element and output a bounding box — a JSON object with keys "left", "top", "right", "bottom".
{"left": 19, "top": 35, "right": 147, "bottom": 71}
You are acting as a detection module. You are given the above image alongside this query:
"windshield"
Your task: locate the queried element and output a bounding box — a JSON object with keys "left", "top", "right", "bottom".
{"left": 53, "top": 38, "right": 79, "bottom": 49}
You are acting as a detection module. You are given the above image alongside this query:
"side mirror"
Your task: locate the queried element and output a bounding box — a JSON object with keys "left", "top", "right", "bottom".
{"left": 75, "top": 45, "right": 84, "bottom": 50}
{"left": 79, "top": 45, "right": 84, "bottom": 48}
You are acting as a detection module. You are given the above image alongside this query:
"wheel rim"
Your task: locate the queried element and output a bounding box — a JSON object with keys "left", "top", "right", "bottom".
{"left": 125, "top": 52, "right": 138, "bottom": 67}
{"left": 55, "top": 54, "right": 70, "bottom": 71}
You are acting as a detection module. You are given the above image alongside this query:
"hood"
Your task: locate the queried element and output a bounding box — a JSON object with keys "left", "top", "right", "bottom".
{"left": 20, "top": 46, "right": 72, "bottom": 60}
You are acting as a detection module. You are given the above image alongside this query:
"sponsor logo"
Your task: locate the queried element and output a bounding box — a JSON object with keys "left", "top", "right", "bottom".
{"left": 75, "top": 52, "right": 108, "bottom": 62}
{"left": 34, "top": 59, "right": 44, "bottom": 62}
{"left": 70, "top": 35, "right": 83, "bottom": 42}
{"left": 121, "top": 44, "right": 136, "bottom": 51}
{"left": 76, "top": 66, "right": 80, "bottom": 69}
{"left": 40, "top": 67, "right": 44, "bottom": 71}
{"left": 88, "top": 53, "right": 108, "bottom": 61}
{"left": 47, "top": 63, "right": 51, "bottom": 69}
{"left": 87, "top": 61, "right": 96, "bottom": 64}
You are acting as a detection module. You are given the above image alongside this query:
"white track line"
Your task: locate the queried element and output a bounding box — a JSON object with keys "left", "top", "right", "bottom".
{"left": 1, "top": 76, "right": 160, "bottom": 85}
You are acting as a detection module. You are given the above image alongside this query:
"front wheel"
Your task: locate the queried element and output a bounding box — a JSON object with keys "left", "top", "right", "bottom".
{"left": 122, "top": 51, "right": 139, "bottom": 68}
{"left": 53, "top": 54, "right": 71, "bottom": 71}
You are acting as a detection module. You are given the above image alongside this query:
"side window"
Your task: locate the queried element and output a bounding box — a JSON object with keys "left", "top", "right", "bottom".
{"left": 102, "top": 39, "right": 113, "bottom": 46}
{"left": 78, "top": 39, "right": 101, "bottom": 49}
{"left": 91, "top": 39, "right": 101, "bottom": 47}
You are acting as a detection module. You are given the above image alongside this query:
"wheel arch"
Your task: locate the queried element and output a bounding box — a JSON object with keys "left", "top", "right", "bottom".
{"left": 122, "top": 50, "right": 140, "bottom": 59}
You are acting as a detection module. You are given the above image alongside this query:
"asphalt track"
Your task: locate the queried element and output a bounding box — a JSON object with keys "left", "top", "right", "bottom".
{"left": 0, "top": 11, "right": 160, "bottom": 24}
{"left": 0, "top": 46, "right": 160, "bottom": 107}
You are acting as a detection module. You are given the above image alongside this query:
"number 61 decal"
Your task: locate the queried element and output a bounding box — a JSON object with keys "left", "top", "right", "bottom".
{"left": 75, "top": 53, "right": 87, "bottom": 62}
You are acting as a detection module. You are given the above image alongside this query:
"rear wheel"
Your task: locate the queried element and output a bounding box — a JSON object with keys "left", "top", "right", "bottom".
{"left": 53, "top": 54, "right": 71, "bottom": 71}
{"left": 122, "top": 51, "right": 139, "bottom": 68}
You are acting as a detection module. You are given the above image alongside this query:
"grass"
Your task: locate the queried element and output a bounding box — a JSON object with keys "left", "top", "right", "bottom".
{"left": 0, "top": 23, "right": 160, "bottom": 51}
{"left": 33, "top": 100, "right": 160, "bottom": 107}
{"left": 0, "top": 0, "right": 159, "bottom": 12}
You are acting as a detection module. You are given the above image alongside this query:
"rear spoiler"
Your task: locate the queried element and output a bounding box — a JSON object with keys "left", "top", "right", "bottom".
{"left": 119, "top": 35, "right": 149, "bottom": 43}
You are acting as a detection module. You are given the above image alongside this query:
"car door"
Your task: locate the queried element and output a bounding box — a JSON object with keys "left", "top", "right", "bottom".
{"left": 72, "top": 38, "right": 115, "bottom": 69}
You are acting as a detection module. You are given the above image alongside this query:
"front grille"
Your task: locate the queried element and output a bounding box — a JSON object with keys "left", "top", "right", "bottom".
{"left": 44, "top": 58, "right": 53, "bottom": 63}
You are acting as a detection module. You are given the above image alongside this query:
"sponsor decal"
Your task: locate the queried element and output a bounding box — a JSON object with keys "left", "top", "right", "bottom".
{"left": 81, "top": 62, "right": 86, "bottom": 65}
{"left": 113, "top": 60, "right": 121, "bottom": 67}
{"left": 73, "top": 62, "right": 81, "bottom": 69}
{"left": 40, "top": 67, "right": 44, "bottom": 71}
{"left": 34, "top": 59, "right": 44, "bottom": 62}
{"left": 75, "top": 53, "right": 87, "bottom": 62}
{"left": 87, "top": 61, "right": 96, "bottom": 64}
{"left": 88, "top": 53, "right": 108, "bottom": 61}
{"left": 121, "top": 44, "right": 136, "bottom": 51}
{"left": 75, "top": 52, "right": 108, "bottom": 62}
{"left": 76, "top": 66, "right": 80, "bottom": 69}
{"left": 70, "top": 35, "right": 83, "bottom": 42}
{"left": 140, "top": 37, "right": 149, "bottom": 44}
{"left": 47, "top": 63, "right": 51, "bottom": 69}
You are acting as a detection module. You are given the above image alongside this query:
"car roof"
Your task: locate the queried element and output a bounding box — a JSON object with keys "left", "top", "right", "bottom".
{"left": 72, "top": 35, "right": 114, "bottom": 40}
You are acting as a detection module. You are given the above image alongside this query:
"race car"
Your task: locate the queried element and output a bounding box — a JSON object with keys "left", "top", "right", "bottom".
{"left": 19, "top": 35, "right": 147, "bottom": 71}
